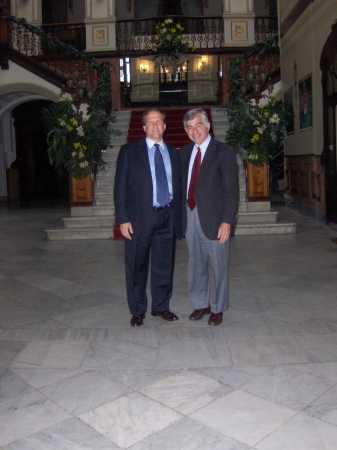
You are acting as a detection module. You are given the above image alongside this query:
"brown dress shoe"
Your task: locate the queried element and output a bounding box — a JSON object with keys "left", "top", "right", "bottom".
{"left": 189, "top": 306, "right": 211, "bottom": 321}
{"left": 151, "top": 310, "right": 179, "bottom": 321}
{"left": 130, "top": 314, "right": 145, "bottom": 327}
{"left": 208, "top": 312, "right": 223, "bottom": 326}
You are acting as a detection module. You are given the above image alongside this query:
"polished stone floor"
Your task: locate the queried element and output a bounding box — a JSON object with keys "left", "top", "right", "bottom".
{"left": 1, "top": 201, "right": 337, "bottom": 449}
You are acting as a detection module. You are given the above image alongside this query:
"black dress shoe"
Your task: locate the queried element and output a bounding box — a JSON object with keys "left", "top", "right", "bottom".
{"left": 151, "top": 310, "right": 179, "bottom": 321}
{"left": 130, "top": 314, "right": 145, "bottom": 327}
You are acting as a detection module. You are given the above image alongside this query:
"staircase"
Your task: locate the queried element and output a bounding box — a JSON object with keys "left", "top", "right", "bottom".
{"left": 45, "top": 107, "right": 296, "bottom": 240}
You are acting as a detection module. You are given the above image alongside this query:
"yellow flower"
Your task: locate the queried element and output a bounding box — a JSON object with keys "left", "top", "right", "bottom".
{"left": 251, "top": 134, "right": 260, "bottom": 143}
{"left": 264, "top": 112, "right": 270, "bottom": 117}
{"left": 67, "top": 126, "right": 73, "bottom": 131}
{"left": 73, "top": 142, "right": 81, "bottom": 149}
{"left": 70, "top": 118, "right": 78, "bottom": 126}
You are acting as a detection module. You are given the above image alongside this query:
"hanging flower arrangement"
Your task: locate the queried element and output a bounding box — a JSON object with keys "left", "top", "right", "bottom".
{"left": 148, "top": 18, "right": 194, "bottom": 69}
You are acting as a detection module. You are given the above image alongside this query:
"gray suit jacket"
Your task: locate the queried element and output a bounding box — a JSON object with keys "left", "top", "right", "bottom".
{"left": 180, "top": 137, "right": 239, "bottom": 240}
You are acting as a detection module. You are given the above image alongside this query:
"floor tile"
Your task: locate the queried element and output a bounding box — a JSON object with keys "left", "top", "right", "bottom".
{"left": 243, "top": 365, "right": 334, "bottom": 410}
{"left": 80, "top": 391, "right": 183, "bottom": 448}
{"left": 140, "top": 369, "right": 231, "bottom": 414}
{"left": 190, "top": 390, "right": 296, "bottom": 447}
{"left": 0, "top": 391, "right": 72, "bottom": 447}
{"left": 255, "top": 413, "right": 337, "bottom": 450}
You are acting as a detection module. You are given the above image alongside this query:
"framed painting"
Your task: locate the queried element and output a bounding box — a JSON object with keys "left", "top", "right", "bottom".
{"left": 299, "top": 75, "right": 313, "bottom": 130}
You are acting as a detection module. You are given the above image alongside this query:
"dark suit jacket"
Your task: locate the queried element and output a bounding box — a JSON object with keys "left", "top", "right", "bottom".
{"left": 180, "top": 137, "right": 239, "bottom": 240}
{"left": 114, "top": 137, "right": 182, "bottom": 239}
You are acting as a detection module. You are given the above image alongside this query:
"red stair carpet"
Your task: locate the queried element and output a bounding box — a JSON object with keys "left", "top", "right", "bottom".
{"left": 127, "top": 107, "right": 213, "bottom": 149}
{"left": 113, "top": 107, "right": 213, "bottom": 239}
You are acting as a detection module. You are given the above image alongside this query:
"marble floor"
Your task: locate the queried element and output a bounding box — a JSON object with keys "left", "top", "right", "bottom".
{"left": 1, "top": 201, "right": 337, "bottom": 449}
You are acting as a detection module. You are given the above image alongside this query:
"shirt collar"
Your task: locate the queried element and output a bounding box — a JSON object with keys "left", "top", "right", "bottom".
{"left": 146, "top": 137, "right": 164, "bottom": 149}
{"left": 194, "top": 134, "right": 211, "bottom": 154}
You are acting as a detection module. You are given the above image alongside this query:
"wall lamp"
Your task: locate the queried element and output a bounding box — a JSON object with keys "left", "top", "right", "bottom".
{"left": 139, "top": 64, "right": 149, "bottom": 73}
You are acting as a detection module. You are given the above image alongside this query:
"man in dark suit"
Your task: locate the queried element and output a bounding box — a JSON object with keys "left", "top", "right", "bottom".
{"left": 114, "top": 108, "right": 182, "bottom": 327}
{"left": 180, "top": 108, "right": 239, "bottom": 326}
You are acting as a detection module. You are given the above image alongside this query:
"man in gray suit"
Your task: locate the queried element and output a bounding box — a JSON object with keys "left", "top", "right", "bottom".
{"left": 180, "top": 108, "right": 239, "bottom": 326}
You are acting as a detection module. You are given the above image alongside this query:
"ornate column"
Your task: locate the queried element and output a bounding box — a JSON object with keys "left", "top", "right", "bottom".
{"left": 85, "top": 0, "right": 116, "bottom": 52}
{"left": 10, "top": 0, "right": 42, "bottom": 25}
{"left": 222, "top": 0, "right": 255, "bottom": 47}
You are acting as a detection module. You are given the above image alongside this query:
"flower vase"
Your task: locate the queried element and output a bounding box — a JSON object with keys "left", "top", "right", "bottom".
{"left": 71, "top": 173, "right": 93, "bottom": 205}
{"left": 246, "top": 162, "right": 269, "bottom": 200}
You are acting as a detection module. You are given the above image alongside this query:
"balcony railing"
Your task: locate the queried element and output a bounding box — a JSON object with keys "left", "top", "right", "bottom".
{"left": 116, "top": 15, "right": 278, "bottom": 51}
{"left": 116, "top": 16, "right": 224, "bottom": 51}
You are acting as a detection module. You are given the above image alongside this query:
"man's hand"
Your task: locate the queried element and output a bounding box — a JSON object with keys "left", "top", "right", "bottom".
{"left": 120, "top": 222, "right": 133, "bottom": 240}
{"left": 217, "top": 222, "right": 231, "bottom": 244}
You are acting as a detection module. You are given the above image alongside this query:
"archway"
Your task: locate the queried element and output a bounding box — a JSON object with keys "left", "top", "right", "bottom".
{"left": 9, "top": 100, "right": 69, "bottom": 204}
{"left": 321, "top": 24, "right": 337, "bottom": 224}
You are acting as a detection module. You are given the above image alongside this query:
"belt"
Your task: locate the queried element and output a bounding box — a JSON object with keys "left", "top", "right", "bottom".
{"left": 153, "top": 203, "right": 171, "bottom": 210}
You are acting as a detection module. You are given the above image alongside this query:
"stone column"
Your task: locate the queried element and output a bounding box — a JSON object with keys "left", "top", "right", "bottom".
{"left": 222, "top": 0, "right": 255, "bottom": 47}
{"left": 10, "top": 0, "right": 42, "bottom": 25}
{"left": 85, "top": 0, "right": 116, "bottom": 52}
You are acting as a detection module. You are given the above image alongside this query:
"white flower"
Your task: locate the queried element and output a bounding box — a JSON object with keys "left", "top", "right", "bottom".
{"left": 77, "top": 126, "right": 84, "bottom": 137}
{"left": 82, "top": 113, "right": 91, "bottom": 122}
{"left": 58, "top": 119, "right": 66, "bottom": 127}
{"left": 248, "top": 153, "right": 258, "bottom": 160}
{"left": 254, "top": 120, "right": 260, "bottom": 126}
{"left": 59, "top": 93, "right": 72, "bottom": 102}
{"left": 269, "top": 114, "right": 280, "bottom": 124}
{"left": 165, "top": 19, "right": 173, "bottom": 24}
{"left": 79, "top": 151, "right": 85, "bottom": 159}
{"left": 71, "top": 152, "right": 77, "bottom": 157}
{"left": 257, "top": 127, "right": 264, "bottom": 134}
{"left": 79, "top": 161, "right": 89, "bottom": 168}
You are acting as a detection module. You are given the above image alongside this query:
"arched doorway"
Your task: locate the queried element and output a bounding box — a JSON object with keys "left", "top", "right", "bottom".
{"left": 321, "top": 24, "right": 337, "bottom": 224}
{"left": 10, "top": 100, "right": 69, "bottom": 204}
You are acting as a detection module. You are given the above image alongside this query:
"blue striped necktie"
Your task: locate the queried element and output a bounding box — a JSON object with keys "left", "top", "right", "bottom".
{"left": 154, "top": 143, "right": 170, "bottom": 207}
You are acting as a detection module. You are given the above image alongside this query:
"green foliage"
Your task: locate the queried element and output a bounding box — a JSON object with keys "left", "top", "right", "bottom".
{"left": 226, "top": 95, "right": 293, "bottom": 167}
{"left": 41, "top": 94, "right": 119, "bottom": 180}
{"left": 225, "top": 35, "right": 293, "bottom": 166}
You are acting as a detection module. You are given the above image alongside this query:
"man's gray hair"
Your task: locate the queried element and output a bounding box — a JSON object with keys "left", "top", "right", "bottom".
{"left": 183, "top": 108, "right": 209, "bottom": 128}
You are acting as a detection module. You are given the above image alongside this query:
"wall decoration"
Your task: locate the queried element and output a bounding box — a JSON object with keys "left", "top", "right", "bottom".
{"left": 299, "top": 75, "right": 312, "bottom": 130}
{"left": 93, "top": 26, "right": 109, "bottom": 46}
{"left": 284, "top": 87, "right": 294, "bottom": 133}
{"left": 231, "top": 21, "right": 248, "bottom": 41}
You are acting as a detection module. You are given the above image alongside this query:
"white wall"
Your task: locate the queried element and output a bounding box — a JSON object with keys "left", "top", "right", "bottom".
{"left": 280, "top": 0, "right": 337, "bottom": 157}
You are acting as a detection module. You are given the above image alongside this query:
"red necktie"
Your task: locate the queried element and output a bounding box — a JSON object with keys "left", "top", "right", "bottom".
{"left": 187, "top": 147, "right": 201, "bottom": 211}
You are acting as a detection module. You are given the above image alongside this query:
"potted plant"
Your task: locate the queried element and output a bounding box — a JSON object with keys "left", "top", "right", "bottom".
{"left": 41, "top": 91, "right": 120, "bottom": 203}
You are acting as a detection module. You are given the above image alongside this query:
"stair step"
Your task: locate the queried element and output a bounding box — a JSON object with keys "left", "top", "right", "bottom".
{"left": 237, "top": 211, "right": 278, "bottom": 224}
{"left": 235, "top": 222, "right": 297, "bottom": 235}
{"left": 63, "top": 216, "right": 114, "bottom": 228}
{"left": 46, "top": 227, "right": 114, "bottom": 240}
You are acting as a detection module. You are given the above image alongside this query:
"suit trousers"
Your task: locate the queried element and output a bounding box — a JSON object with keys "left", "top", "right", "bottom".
{"left": 185, "top": 207, "right": 229, "bottom": 314}
{"left": 124, "top": 206, "right": 175, "bottom": 315}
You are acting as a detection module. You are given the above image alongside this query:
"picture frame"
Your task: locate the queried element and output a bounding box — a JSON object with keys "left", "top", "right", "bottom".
{"left": 299, "top": 75, "right": 313, "bottom": 130}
